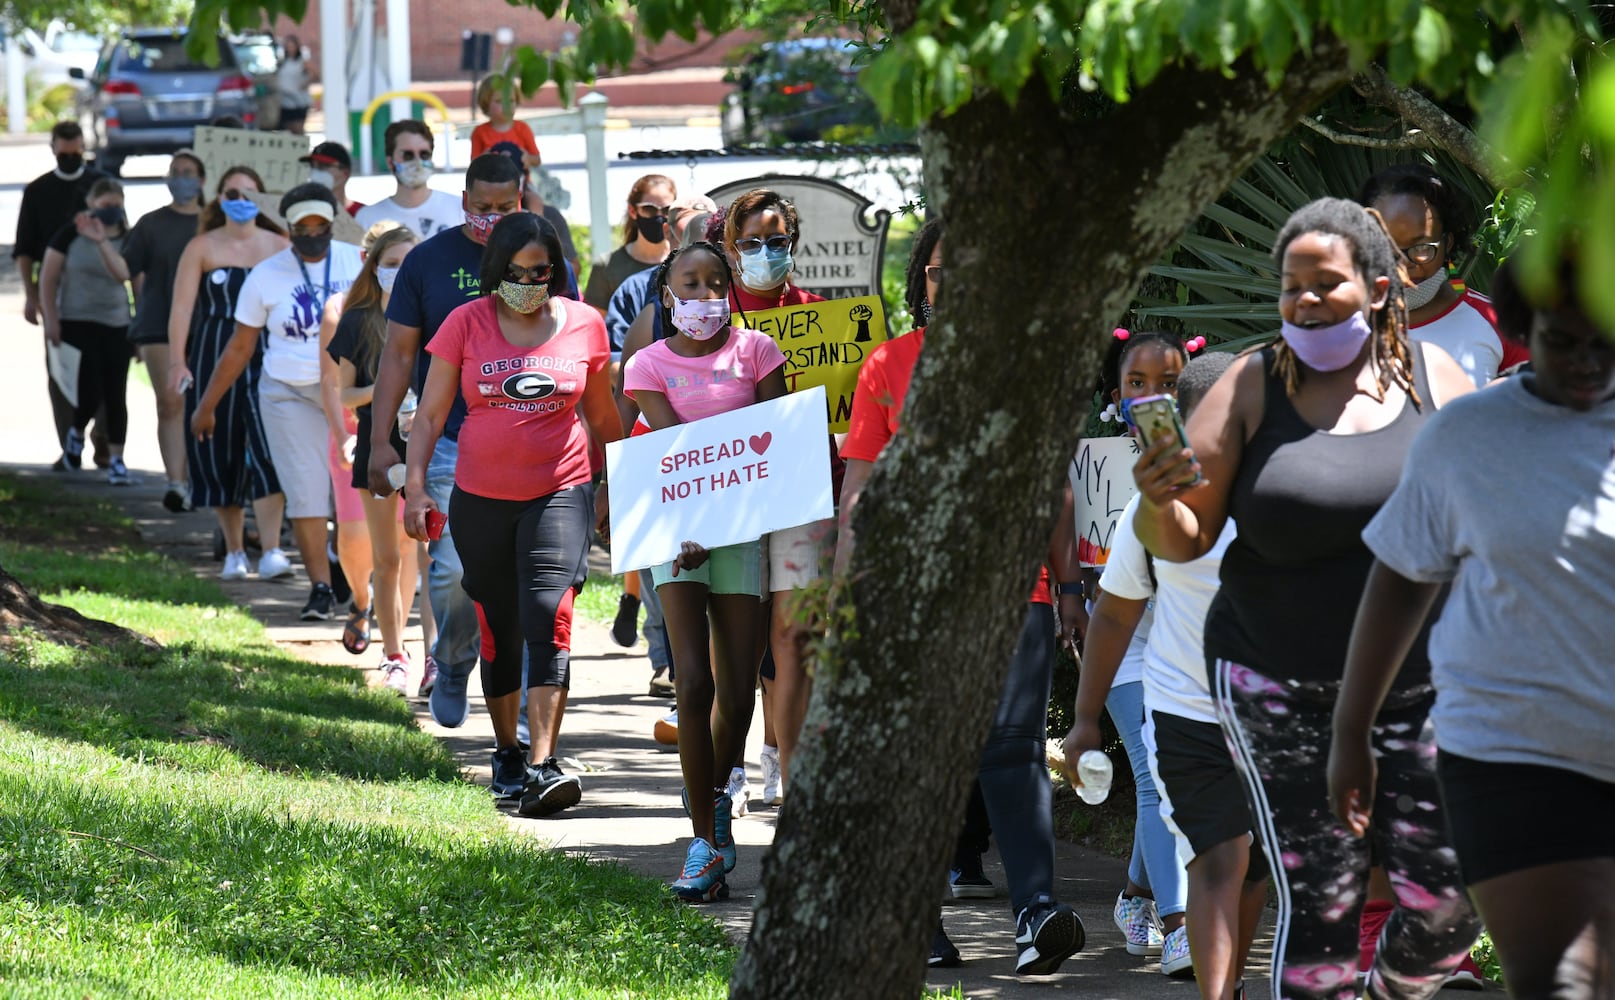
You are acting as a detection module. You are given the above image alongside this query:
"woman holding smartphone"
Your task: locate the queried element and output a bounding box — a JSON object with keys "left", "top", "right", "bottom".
{"left": 1132, "top": 198, "right": 1477, "bottom": 1000}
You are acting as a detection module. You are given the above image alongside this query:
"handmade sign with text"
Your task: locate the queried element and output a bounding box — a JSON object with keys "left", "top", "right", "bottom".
{"left": 1069, "top": 436, "right": 1142, "bottom": 567}
{"left": 193, "top": 126, "right": 311, "bottom": 194}
{"left": 743, "top": 296, "right": 886, "bottom": 433}
{"left": 606, "top": 386, "right": 834, "bottom": 574}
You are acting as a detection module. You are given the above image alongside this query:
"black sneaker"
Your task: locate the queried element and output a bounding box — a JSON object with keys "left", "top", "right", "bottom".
{"left": 929, "top": 923, "right": 961, "bottom": 967}
{"left": 62, "top": 428, "right": 84, "bottom": 470}
{"left": 299, "top": 583, "right": 337, "bottom": 621}
{"left": 518, "top": 756, "right": 582, "bottom": 817}
{"left": 490, "top": 745, "right": 528, "bottom": 799}
{"left": 949, "top": 850, "right": 995, "bottom": 899}
{"left": 1014, "top": 894, "right": 1084, "bottom": 976}
{"left": 328, "top": 546, "right": 352, "bottom": 605}
{"left": 610, "top": 593, "right": 640, "bottom": 647}
{"left": 163, "top": 486, "right": 191, "bottom": 513}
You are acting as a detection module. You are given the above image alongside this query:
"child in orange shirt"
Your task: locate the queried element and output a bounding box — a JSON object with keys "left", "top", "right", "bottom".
{"left": 470, "top": 76, "right": 542, "bottom": 166}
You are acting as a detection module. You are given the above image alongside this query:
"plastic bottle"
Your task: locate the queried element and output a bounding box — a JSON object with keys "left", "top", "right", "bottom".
{"left": 397, "top": 388, "right": 418, "bottom": 440}
{"left": 387, "top": 463, "right": 407, "bottom": 493}
{"left": 1075, "top": 750, "right": 1113, "bottom": 805}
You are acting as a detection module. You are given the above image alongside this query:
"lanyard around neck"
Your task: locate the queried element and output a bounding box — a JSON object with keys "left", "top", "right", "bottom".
{"left": 297, "top": 252, "right": 333, "bottom": 315}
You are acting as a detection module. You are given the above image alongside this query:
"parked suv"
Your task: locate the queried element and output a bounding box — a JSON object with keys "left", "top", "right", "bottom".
{"left": 71, "top": 30, "right": 256, "bottom": 176}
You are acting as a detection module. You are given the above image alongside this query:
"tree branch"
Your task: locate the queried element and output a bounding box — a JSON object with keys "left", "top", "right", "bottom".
{"left": 1350, "top": 64, "right": 1516, "bottom": 187}
{"left": 1300, "top": 115, "right": 1434, "bottom": 150}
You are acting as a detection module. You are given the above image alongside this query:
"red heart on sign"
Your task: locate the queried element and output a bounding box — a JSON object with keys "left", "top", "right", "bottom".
{"left": 749, "top": 432, "right": 772, "bottom": 456}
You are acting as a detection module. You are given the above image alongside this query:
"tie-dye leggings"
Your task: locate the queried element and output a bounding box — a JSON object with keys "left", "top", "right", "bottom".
{"left": 1212, "top": 660, "right": 1481, "bottom": 1000}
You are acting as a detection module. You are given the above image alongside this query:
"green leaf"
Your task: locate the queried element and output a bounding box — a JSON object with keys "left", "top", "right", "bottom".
{"left": 1410, "top": 7, "right": 1451, "bottom": 71}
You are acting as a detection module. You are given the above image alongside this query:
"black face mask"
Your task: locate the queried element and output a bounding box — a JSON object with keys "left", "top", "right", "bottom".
{"left": 56, "top": 152, "right": 84, "bottom": 175}
{"left": 91, "top": 206, "right": 125, "bottom": 227}
{"left": 637, "top": 215, "right": 666, "bottom": 243}
{"left": 291, "top": 231, "right": 333, "bottom": 259}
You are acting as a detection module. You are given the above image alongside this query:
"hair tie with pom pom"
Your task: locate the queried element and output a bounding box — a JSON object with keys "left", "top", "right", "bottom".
{"left": 1113, "top": 327, "right": 1130, "bottom": 341}
{"left": 1099, "top": 402, "right": 1120, "bottom": 423}
{"left": 1186, "top": 336, "right": 1207, "bottom": 353}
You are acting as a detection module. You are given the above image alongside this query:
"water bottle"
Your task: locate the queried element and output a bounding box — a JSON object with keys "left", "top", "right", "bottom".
{"left": 1075, "top": 750, "right": 1114, "bottom": 805}
{"left": 387, "top": 463, "right": 407, "bottom": 493}
{"left": 397, "top": 388, "right": 418, "bottom": 440}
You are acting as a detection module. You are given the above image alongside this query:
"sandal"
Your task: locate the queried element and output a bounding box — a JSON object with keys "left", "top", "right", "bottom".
{"left": 341, "top": 606, "right": 373, "bottom": 655}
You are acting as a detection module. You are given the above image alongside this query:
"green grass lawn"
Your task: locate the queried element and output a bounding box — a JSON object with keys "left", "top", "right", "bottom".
{"left": 0, "top": 472, "right": 733, "bottom": 999}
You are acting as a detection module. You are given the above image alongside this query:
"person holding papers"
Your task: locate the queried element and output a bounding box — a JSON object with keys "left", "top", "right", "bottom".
{"left": 622, "top": 239, "right": 787, "bottom": 903}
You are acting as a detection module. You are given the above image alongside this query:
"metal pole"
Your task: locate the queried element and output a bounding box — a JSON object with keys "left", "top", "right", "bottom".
{"left": 580, "top": 92, "right": 610, "bottom": 264}
{"left": 319, "top": 0, "right": 348, "bottom": 147}
{"left": 5, "top": 31, "right": 26, "bottom": 136}
{"left": 386, "top": 0, "right": 411, "bottom": 129}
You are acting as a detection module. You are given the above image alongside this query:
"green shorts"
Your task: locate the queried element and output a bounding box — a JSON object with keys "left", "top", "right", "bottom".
{"left": 650, "top": 540, "right": 764, "bottom": 596}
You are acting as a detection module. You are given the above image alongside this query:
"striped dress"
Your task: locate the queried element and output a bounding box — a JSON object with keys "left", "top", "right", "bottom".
{"left": 183, "top": 266, "right": 282, "bottom": 508}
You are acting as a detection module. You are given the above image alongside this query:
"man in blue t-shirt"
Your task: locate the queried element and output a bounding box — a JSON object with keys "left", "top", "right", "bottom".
{"left": 367, "top": 153, "right": 525, "bottom": 729}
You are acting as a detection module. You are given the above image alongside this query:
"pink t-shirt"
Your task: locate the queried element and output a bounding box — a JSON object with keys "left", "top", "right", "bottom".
{"left": 622, "top": 327, "right": 786, "bottom": 424}
{"left": 426, "top": 296, "right": 608, "bottom": 501}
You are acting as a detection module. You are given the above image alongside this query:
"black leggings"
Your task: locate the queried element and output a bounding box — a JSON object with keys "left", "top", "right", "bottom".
{"left": 62, "top": 321, "right": 130, "bottom": 444}
{"left": 1213, "top": 660, "right": 1480, "bottom": 1000}
{"left": 449, "top": 484, "right": 593, "bottom": 698}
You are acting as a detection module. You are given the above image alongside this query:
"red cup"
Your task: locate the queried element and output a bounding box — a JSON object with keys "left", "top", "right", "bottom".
{"left": 425, "top": 509, "right": 447, "bottom": 541}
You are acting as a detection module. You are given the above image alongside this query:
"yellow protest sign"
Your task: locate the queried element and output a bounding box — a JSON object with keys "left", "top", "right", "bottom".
{"left": 741, "top": 295, "right": 887, "bottom": 432}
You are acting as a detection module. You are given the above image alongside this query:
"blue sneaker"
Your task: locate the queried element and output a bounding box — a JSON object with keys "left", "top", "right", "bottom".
{"left": 712, "top": 791, "right": 736, "bottom": 873}
{"left": 429, "top": 655, "right": 473, "bottom": 728}
{"left": 671, "top": 838, "right": 728, "bottom": 903}
{"left": 490, "top": 745, "right": 527, "bottom": 799}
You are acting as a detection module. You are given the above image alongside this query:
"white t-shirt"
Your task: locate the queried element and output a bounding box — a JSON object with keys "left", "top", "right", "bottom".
{"left": 235, "top": 243, "right": 363, "bottom": 386}
{"left": 355, "top": 189, "right": 465, "bottom": 240}
{"left": 1094, "top": 526, "right": 1154, "bottom": 690}
{"left": 1410, "top": 289, "right": 1512, "bottom": 389}
{"left": 1363, "top": 378, "right": 1615, "bottom": 785}
{"left": 1102, "top": 494, "right": 1237, "bottom": 724}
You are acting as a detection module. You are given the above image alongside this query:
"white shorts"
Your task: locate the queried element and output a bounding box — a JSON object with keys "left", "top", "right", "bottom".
{"left": 766, "top": 517, "right": 836, "bottom": 593}
{"left": 258, "top": 374, "right": 333, "bottom": 520}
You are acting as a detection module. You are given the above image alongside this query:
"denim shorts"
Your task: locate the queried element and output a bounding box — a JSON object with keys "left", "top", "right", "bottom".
{"left": 650, "top": 540, "right": 763, "bottom": 597}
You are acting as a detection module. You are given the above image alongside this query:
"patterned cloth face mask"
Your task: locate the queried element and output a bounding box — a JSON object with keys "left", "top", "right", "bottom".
{"left": 496, "top": 280, "right": 549, "bottom": 314}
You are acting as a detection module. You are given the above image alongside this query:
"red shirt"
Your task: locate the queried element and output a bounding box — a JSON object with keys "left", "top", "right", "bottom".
{"left": 842, "top": 328, "right": 1050, "bottom": 604}
{"left": 471, "top": 120, "right": 540, "bottom": 161}
{"left": 426, "top": 296, "right": 608, "bottom": 501}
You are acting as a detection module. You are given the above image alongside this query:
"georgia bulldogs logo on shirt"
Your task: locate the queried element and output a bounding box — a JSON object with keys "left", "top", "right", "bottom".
{"left": 502, "top": 371, "right": 557, "bottom": 401}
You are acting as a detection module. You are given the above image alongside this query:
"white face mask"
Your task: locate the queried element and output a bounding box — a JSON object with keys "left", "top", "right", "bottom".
{"left": 1403, "top": 269, "right": 1449, "bottom": 310}
{"left": 308, "top": 168, "right": 336, "bottom": 190}
{"left": 375, "top": 266, "right": 401, "bottom": 294}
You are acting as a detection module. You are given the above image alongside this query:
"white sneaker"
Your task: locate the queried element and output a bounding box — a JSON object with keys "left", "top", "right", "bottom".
{"left": 1160, "top": 925, "right": 1194, "bottom": 977}
{"left": 257, "top": 547, "right": 293, "bottom": 580}
{"left": 1115, "top": 893, "right": 1163, "bottom": 956}
{"left": 220, "top": 550, "right": 250, "bottom": 581}
{"left": 759, "top": 744, "right": 782, "bottom": 805}
{"left": 380, "top": 654, "right": 410, "bottom": 696}
{"left": 725, "top": 765, "right": 750, "bottom": 818}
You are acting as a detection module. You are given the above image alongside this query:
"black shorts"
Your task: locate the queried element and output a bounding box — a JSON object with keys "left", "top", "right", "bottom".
{"left": 1437, "top": 749, "right": 1615, "bottom": 885}
{"left": 1150, "top": 709, "right": 1266, "bottom": 879}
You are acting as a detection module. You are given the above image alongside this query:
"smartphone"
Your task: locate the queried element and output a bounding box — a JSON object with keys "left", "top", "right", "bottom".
{"left": 1126, "top": 394, "right": 1201, "bottom": 486}
{"left": 425, "top": 509, "right": 447, "bottom": 541}
{"left": 178, "top": 374, "right": 193, "bottom": 393}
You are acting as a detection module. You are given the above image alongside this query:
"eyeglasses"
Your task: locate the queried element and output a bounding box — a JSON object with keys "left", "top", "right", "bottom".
{"left": 506, "top": 262, "right": 553, "bottom": 284}
{"left": 924, "top": 265, "right": 943, "bottom": 282}
{"left": 1398, "top": 239, "right": 1445, "bottom": 266}
{"left": 634, "top": 203, "right": 671, "bottom": 219}
{"left": 291, "top": 221, "right": 332, "bottom": 237}
{"left": 735, "top": 235, "right": 792, "bottom": 255}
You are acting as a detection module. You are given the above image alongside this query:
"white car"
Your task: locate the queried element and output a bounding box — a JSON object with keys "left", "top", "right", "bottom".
{"left": 14, "top": 21, "right": 102, "bottom": 91}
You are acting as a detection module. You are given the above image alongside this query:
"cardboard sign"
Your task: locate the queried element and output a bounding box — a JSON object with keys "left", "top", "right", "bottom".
{"left": 1069, "top": 436, "right": 1142, "bottom": 567}
{"left": 742, "top": 295, "right": 886, "bottom": 433}
{"left": 706, "top": 175, "right": 891, "bottom": 300}
{"left": 245, "top": 191, "right": 367, "bottom": 246}
{"left": 606, "top": 386, "right": 834, "bottom": 574}
{"left": 193, "top": 126, "right": 311, "bottom": 195}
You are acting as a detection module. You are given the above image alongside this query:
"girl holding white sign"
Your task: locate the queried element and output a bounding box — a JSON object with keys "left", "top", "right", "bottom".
{"left": 623, "top": 239, "right": 788, "bottom": 903}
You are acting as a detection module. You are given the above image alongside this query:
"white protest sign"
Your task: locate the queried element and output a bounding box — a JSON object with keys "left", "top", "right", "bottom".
{"left": 606, "top": 386, "right": 834, "bottom": 575}
{"left": 1069, "top": 436, "right": 1142, "bottom": 567}
{"left": 193, "top": 126, "right": 311, "bottom": 194}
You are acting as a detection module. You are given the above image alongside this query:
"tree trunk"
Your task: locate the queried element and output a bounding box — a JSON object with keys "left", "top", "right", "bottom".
{"left": 730, "top": 49, "right": 1353, "bottom": 999}
{"left": 0, "top": 560, "right": 159, "bottom": 651}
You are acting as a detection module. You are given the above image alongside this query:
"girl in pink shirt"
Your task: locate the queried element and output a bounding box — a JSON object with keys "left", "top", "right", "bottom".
{"left": 622, "top": 240, "right": 786, "bottom": 902}
{"left": 404, "top": 213, "right": 621, "bottom": 819}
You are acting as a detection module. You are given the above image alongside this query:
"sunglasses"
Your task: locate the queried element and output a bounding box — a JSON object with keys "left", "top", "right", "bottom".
{"left": 634, "top": 203, "right": 671, "bottom": 218}
{"left": 1398, "top": 239, "right": 1445, "bottom": 266}
{"left": 735, "top": 235, "right": 792, "bottom": 255}
{"left": 506, "top": 262, "right": 553, "bottom": 284}
{"left": 924, "top": 265, "right": 943, "bottom": 282}
{"left": 221, "top": 188, "right": 256, "bottom": 201}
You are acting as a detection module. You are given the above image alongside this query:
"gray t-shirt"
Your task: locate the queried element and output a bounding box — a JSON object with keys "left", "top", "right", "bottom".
{"left": 49, "top": 223, "right": 132, "bottom": 328}
{"left": 1363, "top": 377, "right": 1615, "bottom": 784}
{"left": 124, "top": 205, "right": 200, "bottom": 343}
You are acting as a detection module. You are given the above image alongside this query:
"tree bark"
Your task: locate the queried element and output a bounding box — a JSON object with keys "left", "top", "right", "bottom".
{"left": 730, "top": 47, "right": 1353, "bottom": 999}
{"left": 0, "top": 561, "right": 160, "bottom": 651}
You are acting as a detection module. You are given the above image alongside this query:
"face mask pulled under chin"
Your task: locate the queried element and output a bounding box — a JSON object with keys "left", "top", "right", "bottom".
{"left": 1403, "top": 268, "right": 1449, "bottom": 310}
{"left": 1278, "top": 311, "right": 1374, "bottom": 373}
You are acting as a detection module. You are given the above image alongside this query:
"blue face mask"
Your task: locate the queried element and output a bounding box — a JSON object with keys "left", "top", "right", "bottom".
{"left": 739, "top": 247, "right": 793, "bottom": 291}
{"left": 220, "top": 199, "right": 260, "bottom": 224}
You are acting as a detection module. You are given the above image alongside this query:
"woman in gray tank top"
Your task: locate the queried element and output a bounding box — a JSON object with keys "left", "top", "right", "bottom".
{"left": 1132, "top": 198, "right": 1478, "bottom": 1000}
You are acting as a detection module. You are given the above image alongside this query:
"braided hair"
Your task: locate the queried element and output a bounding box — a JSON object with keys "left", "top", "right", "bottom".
{"left": 903, "top": 217, "right": 944, "bottom": 323}
{"left": 1271, "top": 197, "right": 1420, "bottom": 407}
